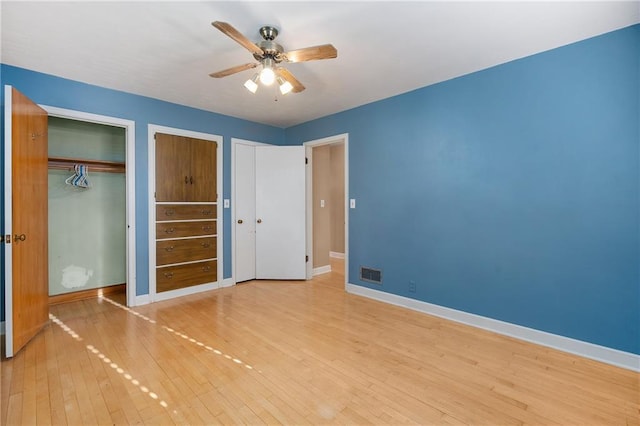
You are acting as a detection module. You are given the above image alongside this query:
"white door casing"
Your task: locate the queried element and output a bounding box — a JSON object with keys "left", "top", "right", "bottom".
{"left": 303, "top": 134, "right": 349, "bottom": 287}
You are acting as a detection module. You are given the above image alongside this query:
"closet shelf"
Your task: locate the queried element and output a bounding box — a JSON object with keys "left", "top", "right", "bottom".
{"left": 48, "top": 156, "right": 125, "bottom": 174}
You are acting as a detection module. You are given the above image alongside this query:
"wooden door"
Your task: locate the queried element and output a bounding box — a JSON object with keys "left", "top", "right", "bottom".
{"left": 155, "top": 133, "right": 190, "bottom": 202}
{"left": 234, "top": 143, "right": 257, "bottom": 282}
{"left": 255, "top": 146, "right": 306, "bottom": 280}
{"left": 3, "top": 86, "right": 49, "bottom": 357}
{"left": 189, "top": 138, "right": 217, "bottom": 202}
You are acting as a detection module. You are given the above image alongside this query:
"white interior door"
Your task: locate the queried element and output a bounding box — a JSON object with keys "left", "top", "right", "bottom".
{"left": 255, "top": 146, "right": 306, "bottom": 280}
{"left": 234, "top": 143, "right": 257, "bottom": 282}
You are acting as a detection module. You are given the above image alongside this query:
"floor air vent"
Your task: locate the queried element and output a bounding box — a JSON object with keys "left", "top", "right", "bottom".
{"left": 360, "top": 266, "right": 382, "bottom": 284}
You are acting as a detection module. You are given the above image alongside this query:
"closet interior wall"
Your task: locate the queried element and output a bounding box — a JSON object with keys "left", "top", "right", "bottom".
{"left": 47, "top": 117, "right": 126, "bottom": 296}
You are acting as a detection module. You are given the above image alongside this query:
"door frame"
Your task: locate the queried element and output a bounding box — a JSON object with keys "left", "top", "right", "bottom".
{"left": 147, "top": 124, "right": 223, "bottom": 303}
{"left": 12, "top": 102, "right": 138, "bottom": 307}
{"left": 230, "top": 138, "right": 267, "bottom": 285}
{"left": 303, "top": 133, "right": 349, "bottom": 286}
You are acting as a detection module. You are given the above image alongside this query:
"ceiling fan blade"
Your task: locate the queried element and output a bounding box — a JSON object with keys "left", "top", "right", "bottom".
{"left": 212, "top": 21, "right": 263, "bottom": 56}
{"left": 276, "top": 68, "right": 305, "bottom": 93}
{"left": 283, "top": 44, "right": 337, "bottom": 63}
{"left": 209, "top": 62, "right": 258, "bottom": 78}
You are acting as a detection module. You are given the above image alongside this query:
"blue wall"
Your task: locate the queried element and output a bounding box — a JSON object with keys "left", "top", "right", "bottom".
{"left": 285, "top": 25, "right": 639, "bottom": 354}
{"left": 2, "top": 25, "right": 638, "bottom": 355}
{"left": 0, "top": 64, "right": 285, "bottom": 313}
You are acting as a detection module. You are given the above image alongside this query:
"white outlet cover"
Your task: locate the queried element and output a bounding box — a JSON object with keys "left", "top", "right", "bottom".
{"left": 224, "top": 199, "right": 230, "bottom": 208}
{"left": 350, "top": 199, "right": 356, "bottom": 208}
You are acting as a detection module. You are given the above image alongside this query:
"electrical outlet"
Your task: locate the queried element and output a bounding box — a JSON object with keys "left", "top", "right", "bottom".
{"left": 409, "top": 280, "right": 416, "bottom": 293}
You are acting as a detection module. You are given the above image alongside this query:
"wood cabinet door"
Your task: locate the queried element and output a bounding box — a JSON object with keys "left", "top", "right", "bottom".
{"left": 188, "top": 138, "right": 217, "bottom": 202}
{"left": 4, "top": 86, "right": 49, "bottom": 357}
{"left": 155, "top": 133, "right": 190, "bottom": 202}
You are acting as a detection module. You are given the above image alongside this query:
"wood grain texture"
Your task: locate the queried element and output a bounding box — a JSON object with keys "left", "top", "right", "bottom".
{"left": 10, "top": 88, "right": 50, "bottom": 357}
{"left": 156, "top": 204, "right": 217, "bottom": 221}
{"left": 156, "top": 220, "right": 216, "bottom": 239}
{"left": 156, "top": 237, "right": 216, "bottom": 266}
{"left": 48, "top": 283, "right": 125, "bottom": 306}
{"left": 156, "top": 260, "right": 217, "bottom": 292}
{"left": 2, "top": 259, "right": 638, "bottom": 425}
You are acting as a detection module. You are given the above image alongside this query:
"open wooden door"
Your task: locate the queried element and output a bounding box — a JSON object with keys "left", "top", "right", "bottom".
{"left": 4, "top": 86, "right": 49, "bottom": 358}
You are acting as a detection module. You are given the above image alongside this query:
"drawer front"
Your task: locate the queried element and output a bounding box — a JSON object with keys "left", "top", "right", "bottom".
{"left": 156, "top": 260, "right": 217, "bottom": 293}
{"left": 156, "top": 204, "right": 217, "bottom": 221}
{"left": 156, "top": 237, "right": 216, "bottom": 266}
{"left": 156, "top": 221, "right": 216, "bottom": 239}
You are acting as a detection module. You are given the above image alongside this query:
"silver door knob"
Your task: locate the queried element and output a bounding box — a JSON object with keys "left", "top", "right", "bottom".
{"left": 237, "top": 219, "right": 243, "bottom": 224}
{"left": 257, "top": 219, "right": 262, "bottom": 224}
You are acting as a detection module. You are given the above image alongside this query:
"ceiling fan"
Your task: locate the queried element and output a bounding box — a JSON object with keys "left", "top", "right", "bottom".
{"left": 209, "top": 21, "right": 337, "bottom": 95}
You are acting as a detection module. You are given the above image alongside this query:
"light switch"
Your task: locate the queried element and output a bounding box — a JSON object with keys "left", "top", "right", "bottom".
{"left": 350, "top": 199, "right": 356, "bottom": 209}
{"left": 320, "top": 199, "right": 325, "bottom": 208}
{"left": 224, "top": 199, "right": 230, "bottom": 208}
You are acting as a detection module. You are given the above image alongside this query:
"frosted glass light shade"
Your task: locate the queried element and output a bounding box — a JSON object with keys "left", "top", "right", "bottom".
{"left": 244, "top": 75, "right": 259, "bottom": 93}
{"left": 279, "top": 78, "right": 293, "bottom": 95}
{"left": 259, "top": 67, "right": 275, "bottom": 85}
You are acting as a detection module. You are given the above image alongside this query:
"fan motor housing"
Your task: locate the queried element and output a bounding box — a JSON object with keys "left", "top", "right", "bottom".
{"left": 255, "top": 40, "right": 284, "bottom": 62}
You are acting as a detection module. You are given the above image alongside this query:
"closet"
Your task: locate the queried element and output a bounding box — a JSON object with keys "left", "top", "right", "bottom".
{"left": 154, "top": 132, "right": 218, "bottom": 294}
{"left": 47, "top": 116, "right": 126, "bottom": 301}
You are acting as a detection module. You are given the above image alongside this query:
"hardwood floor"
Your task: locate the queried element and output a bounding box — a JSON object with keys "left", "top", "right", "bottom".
{"left": 2, "top": 258, "right": 638, "bottom": 425}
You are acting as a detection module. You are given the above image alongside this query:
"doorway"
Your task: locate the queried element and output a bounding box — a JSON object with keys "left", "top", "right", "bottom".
{"left": 42, "top": 105, "right": 136, "bottom": 306}
{"left": 304, "top": 134, "right": 349, "bottom": 286}
{"left": 47, "top": 117, "right": 127, "bottom": 303}
{"left": 231, "top": 138, "right": 307, "bottom": 283}
{"left": 3, "top": 86, "right": 136, "bottom": 358}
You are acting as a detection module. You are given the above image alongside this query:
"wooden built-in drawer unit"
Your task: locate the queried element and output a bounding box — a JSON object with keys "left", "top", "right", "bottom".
{"left": 156, "top": 220, "right": 216, "bottom": 239}
{"left": 156, "top": 204, "right": 217, "bottom": 221}
{"left": 156, "top": 237, "right": 216, "bottom": 266}
{"left": 156, "top": 260, "right": 217, "bottom": 293}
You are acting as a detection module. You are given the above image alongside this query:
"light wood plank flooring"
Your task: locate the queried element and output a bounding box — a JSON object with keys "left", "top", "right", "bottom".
{"left": 2, "top": 259, "right": 638, "bottom": 425}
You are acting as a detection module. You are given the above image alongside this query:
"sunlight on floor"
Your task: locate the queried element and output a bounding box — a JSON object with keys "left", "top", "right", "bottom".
{"left": 49, "top": 313, "right": 169, "bottom": 408}
{"left": 100, "top": 295, "right": 258, "bottom": 372}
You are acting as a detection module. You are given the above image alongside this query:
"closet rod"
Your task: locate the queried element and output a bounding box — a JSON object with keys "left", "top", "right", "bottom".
{"left": 48, "top": 156, "right": 125, "bottom": 174}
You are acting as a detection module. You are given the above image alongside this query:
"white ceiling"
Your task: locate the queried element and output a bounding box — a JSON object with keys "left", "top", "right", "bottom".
{"left": 2, "top": 1, "right": 638, "bottom": 128}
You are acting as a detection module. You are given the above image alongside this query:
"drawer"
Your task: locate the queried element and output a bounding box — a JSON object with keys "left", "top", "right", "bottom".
{"left": 156, "top": 237, "right": 216, "bottom": 266}
{"left": 157, "top": 221, "right": 216, "bottom": 239}
{"left": 157, "top": 260, "right": 217, "bottom": 293}
{"left": 156, "top": 204, "right": 217, "bottom": 221}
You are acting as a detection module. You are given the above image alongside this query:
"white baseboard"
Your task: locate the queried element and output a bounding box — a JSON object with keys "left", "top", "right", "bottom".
{"left": 346, "top": 283, "right": 640, "bottom": 372}
{"left": 330, "top": 251, "right": 345, "bottom": 259}
{"left": 313, "top": 265, "right": 332, "bottom": 276}
{"left": 134, "top": 294, "right": 150, "bottom": 306}
{"left": 134, "top": 278, "right": 234, "bottom": 306}
{"left": 0, "top": 321, "right": 4, "bottom": 336}
{"left": 221, "top": 278, "right": 235, "bottom": 288}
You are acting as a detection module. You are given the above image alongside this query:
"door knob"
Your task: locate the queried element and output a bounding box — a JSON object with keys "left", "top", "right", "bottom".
{"left": 14, "top": 234, "right": 26, "bottom": 242}
{"left": 257, "top": 219, "right": 262, "bottom": 224}
{"left": 237, "top": 219, "right": 243, "bottom": 224}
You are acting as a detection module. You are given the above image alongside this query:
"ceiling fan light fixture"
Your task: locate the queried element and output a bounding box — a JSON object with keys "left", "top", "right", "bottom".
{"left": 278, "top": 76, "right": 293, "bottom": 95}
{"left": 244, "top": 73, "right": 259, "bottom": 93}
{"left": 259, "top": 58, "right": 276, "bottom": 85}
